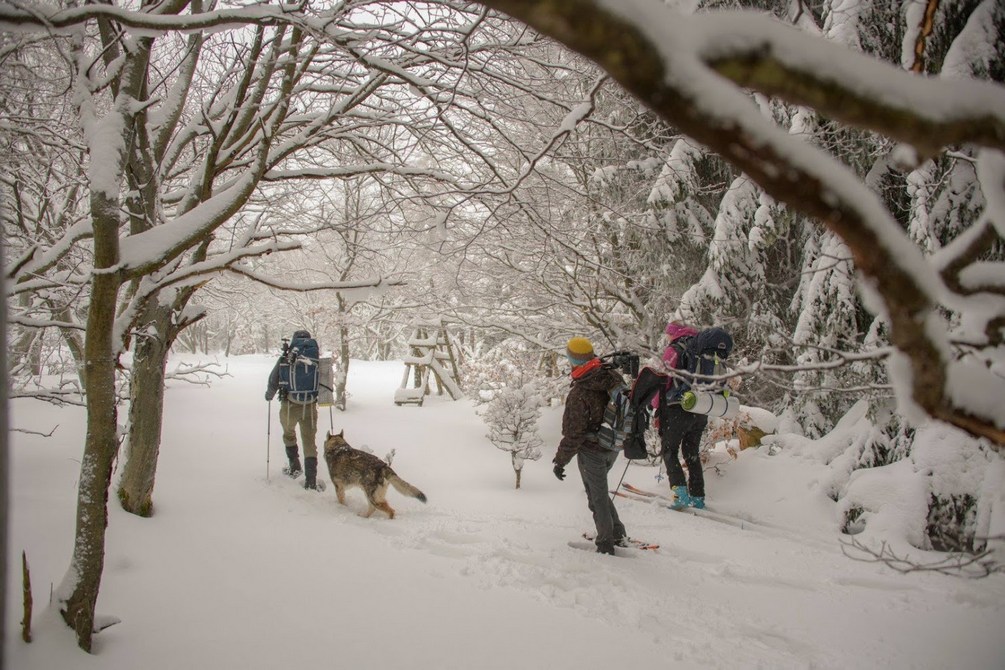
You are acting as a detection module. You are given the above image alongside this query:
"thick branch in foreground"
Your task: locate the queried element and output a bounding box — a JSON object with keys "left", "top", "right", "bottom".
{"left": 476, "top": 0, "right": 1005, "bottom": 445}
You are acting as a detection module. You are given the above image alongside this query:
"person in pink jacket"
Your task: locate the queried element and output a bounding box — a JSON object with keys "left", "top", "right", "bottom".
{"left": 656, "top": 321, "right": 706, "bottom": 509}
{"left": 652, "top": 322, "right": 699, "bottom": 412}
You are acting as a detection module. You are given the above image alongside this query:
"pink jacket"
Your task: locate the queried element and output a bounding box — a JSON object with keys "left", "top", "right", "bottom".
{"left": 662, "top": 323, "right": 699, "bottom": 370}
{"left": 652, "top": 323, "right": 700, "bottom": 410}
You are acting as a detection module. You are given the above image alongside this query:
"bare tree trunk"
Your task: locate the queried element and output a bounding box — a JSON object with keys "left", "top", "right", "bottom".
{"left": 59, "top": 192, "right": 122, "bottom": 651}
{"left": 335, "top": 296, "right": 350, "bottom": 410}
{"left": 513, "top": 454, "right": 522, "bottom": 489}
{"left": 50, "top": 301, "right": 87, "bottom": 391}
{"left": 260, "top": 324, "right": 271, "bottom": 354}
{"left": 909, "top": 0, "right": 941, "bottom": 73}
{"left": 21, "top": 551, "right": 32, "bottom": 643}
{"left": 117, "top": 305, "right": 171, "bottom": 516}
{"left": 10, "top": 294, "right": 43, "bottom": 377}
{"left": 119, "top": 284, "right": 205, "bottom": 517}
{"left": 1, "top": 233, "right": 9, "bottom": 668}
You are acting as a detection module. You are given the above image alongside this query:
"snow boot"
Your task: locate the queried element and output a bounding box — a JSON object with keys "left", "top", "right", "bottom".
{"left": 670, "top": 485, "right": 691, "bottom": 510}
{"left": 690, "top": 496, "right": 705, "bottom": 509}
{"left": 596, "top": 541, "right": 616, "bottom": 556}
{"left": 284, "top": 446, "right": 302, "bottom": 478}
{"left": 303, "top": 456, "right": 319, "bottom": 491}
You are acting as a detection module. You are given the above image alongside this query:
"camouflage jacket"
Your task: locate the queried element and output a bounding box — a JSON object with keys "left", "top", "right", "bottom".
{"left": 553, "top": 361, "right": 625, "bottom": 467}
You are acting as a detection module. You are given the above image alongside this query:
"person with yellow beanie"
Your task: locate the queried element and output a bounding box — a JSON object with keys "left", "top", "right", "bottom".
{"left": 553, "top": 337, "right": 630, "bottom": 555}
{"left": 565, "top": 337, "right": 596, "bottom": 367}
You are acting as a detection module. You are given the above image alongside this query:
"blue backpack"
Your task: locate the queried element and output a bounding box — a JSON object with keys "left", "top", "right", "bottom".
{"left": 278, "top": 330, "right": 320, "bottom": 403}
{"left": 667, "top": 326, "right": 733, "bottom": 401}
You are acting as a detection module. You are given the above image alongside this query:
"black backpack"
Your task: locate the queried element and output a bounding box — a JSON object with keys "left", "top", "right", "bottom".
{"left": 278, "top": 330, "right": 320, "bottom": 403}
{"left": 620, "top": 366, "right": 668, "bottom": 460}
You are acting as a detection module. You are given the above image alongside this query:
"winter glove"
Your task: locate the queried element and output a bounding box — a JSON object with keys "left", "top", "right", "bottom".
{"left": 553, "top": 463, "right": 566, "bottom": 481}
{"left": 265, "top": 390, "right": 275, "bottom": 401}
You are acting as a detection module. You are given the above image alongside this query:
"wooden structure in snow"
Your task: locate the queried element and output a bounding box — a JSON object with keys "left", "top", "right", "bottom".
{"left": 394, "top": 324, "right": 462, "bottom": 406}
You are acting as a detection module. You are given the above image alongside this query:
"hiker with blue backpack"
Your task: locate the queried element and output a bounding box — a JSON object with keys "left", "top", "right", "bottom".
{"left": 657, "top": 322, "right": 736, "bottom": 510}
{"left": 265, "top": 330, "right": 322, "bottom": 491}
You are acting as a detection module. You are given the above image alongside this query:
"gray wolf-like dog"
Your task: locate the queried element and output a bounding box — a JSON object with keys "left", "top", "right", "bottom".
{"left": 323, "top": 431, "right": 427, "bottom": 519}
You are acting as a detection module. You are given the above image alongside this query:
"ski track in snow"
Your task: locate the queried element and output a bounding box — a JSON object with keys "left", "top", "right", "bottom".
{"left": 268, "top": 463, "right": 854, "bottom": 669}
{"left": 9, "top": 355, "right": 1005, "bottom": 670}
{"left": 258, "top": 418, "right": 986, "bottom": 670}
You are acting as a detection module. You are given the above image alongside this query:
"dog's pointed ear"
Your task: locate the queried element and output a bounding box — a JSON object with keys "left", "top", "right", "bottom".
{"left": 326, "top": 431, "right": 331, "bottom": 439}
{"left": 338, "top": 429, "right": 344, "bottom": 437}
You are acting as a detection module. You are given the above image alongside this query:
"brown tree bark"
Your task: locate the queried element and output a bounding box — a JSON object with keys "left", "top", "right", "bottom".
{"left": 60, "top": 190, "right": 124, "bottom": 652}
{"left": 117, "top": 304, "right": 172, "bottom": 517}
{"left": 335, "top": 295, "right": 351, "bottom": 411}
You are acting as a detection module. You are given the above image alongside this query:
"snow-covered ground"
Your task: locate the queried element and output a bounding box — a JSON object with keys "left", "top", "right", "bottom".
{"left": 6, "top": 354, "right": 1005, "bottom": 669}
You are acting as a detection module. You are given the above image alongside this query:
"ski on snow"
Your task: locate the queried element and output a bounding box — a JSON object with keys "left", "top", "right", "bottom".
{"left": 615, "top": 483, "right": 755, "bottom": 530}
{"left": 618, "top": 483, "right": 838, "bottom": 549}
{"left": 567, "top": 540, "right": 638, "bottom": 557}
{"left": 581, "top": 532, "right": 659, "bottom": 551}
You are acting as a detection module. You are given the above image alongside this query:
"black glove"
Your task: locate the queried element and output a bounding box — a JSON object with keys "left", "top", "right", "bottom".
{"left": 265, "top": 390, "right": 274, "bottom": 401}
{"left": 553, "top": 463, "right": 565, "bottom": 481}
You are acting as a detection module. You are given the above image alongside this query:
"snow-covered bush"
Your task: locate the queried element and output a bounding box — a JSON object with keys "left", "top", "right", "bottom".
{"left": 482, "top": 384, "right": 544, "bottom": 489}
{"left": 767, "top": 400, "right": 1004, "bottom": 568}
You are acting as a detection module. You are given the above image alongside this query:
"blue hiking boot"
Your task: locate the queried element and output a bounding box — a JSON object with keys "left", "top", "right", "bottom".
{"left": 690, "top": 496, "right": 705, "bottom": 509}
{"left": 670, "top": 485, "right": 691, "bottom": 510}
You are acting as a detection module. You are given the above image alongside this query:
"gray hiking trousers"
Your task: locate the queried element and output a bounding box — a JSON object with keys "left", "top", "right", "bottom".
{"left": 279, "top": 399, "right": 318, "bottom": 458}
{"left": 577, "top": 447, "right": 626, "bottom": 548}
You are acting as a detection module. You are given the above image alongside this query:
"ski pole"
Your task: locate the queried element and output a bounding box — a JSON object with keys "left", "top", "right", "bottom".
{"left": 611, "top": 458, "right": 631, "bottom": 501}
{"left": 266, "top": 400, "right": 272, "bottom": 481}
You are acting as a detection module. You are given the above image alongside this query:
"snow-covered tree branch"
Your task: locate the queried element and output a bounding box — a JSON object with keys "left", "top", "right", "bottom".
{"left": 474, "top": 0, "right": 1005, "bottom": 446}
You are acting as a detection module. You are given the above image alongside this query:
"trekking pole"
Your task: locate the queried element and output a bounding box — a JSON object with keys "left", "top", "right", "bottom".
{"left": 321, "top": 381, "right": 335, "bottom": 430}
{"left": 266, "top": 400, "right": 272, "bottom": 481}
{"left": 611, "top": 459, "right": 631, "bottom": 502}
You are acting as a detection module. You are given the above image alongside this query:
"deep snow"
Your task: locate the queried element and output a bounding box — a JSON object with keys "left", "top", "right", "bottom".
{"left": 6, "top": 354, "right": 1005, "bottom": 669}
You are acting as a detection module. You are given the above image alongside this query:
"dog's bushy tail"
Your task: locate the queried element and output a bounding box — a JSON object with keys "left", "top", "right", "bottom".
{"left": 389, "top": 473, "right": 427, "bottom": 503}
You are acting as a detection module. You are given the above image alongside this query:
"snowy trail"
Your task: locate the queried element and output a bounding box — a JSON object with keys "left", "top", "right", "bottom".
{"left": 7, "top": 354, "right": 1005, "bottom": 670}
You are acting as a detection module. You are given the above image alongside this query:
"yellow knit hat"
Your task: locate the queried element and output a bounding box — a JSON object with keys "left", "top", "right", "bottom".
{"left": 566, "top": 337, "right": 595, "bottom": 365}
